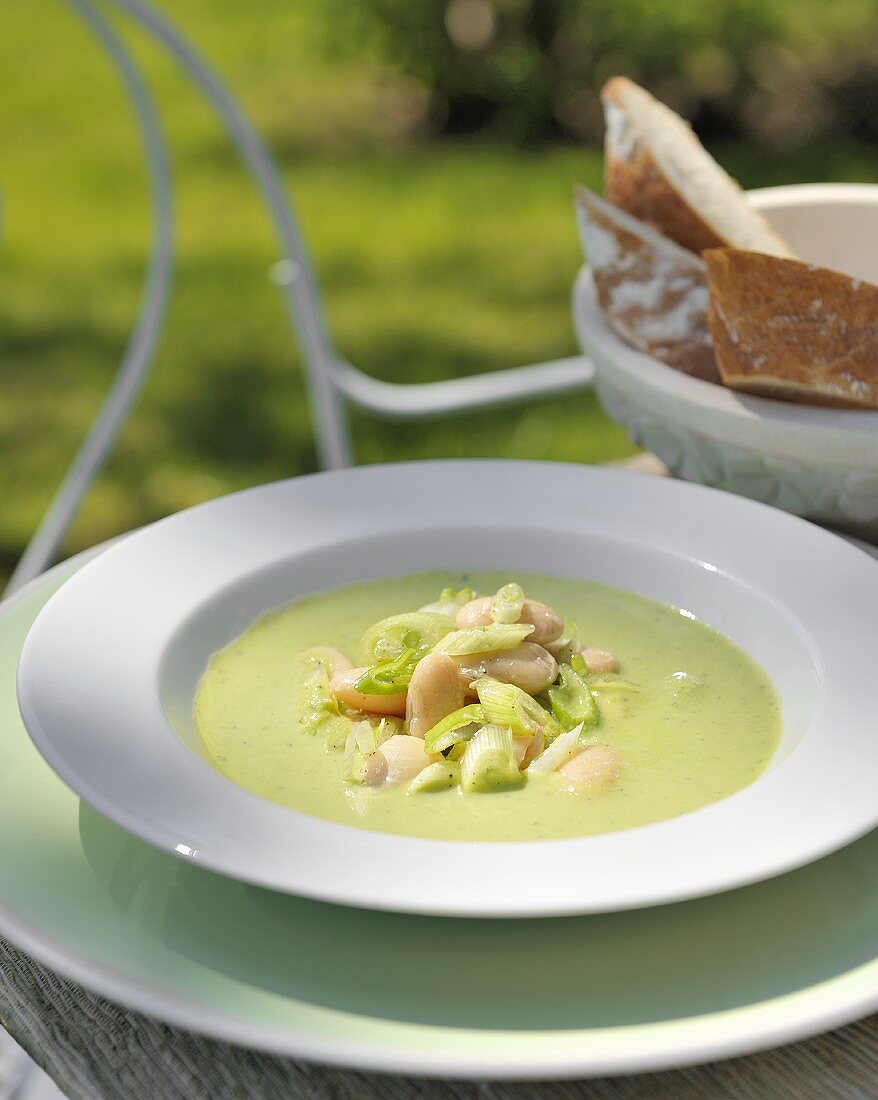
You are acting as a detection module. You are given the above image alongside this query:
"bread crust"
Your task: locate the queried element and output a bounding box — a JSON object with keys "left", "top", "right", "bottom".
{"left": 705, "top": 249, "right": 878, "bottom": 410}
{"left": 576, "top": 187, "right": 720, "bottom": 383}
{"left": 602, "top": 77, "right": 790, "bottom": 257}
{"left": 604, "top": 141, "right": 728, "bottom": 255}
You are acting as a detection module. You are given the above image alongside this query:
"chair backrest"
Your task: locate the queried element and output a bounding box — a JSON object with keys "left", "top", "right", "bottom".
{"left": 7, "top": 0, "right": 173, "bottom": 593}
{"left": 9, "top": 0, "right": 594, "bottom": 592}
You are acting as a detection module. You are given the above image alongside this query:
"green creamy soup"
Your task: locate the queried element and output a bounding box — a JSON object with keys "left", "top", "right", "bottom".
{"left": 194, "top": 572, "right": 781, "bottom": 841}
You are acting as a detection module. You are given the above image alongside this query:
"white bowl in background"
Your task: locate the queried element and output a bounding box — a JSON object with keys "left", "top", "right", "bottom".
{"left": 573, "top": 183, "right": 878, "bottom": 537}
{"left": 15, "top": 461, "right": 878, "bottom": 917}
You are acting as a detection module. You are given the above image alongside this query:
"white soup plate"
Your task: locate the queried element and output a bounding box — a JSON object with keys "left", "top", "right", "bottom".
{"left": 16, "top": 461, "right": 878, "bottom": 917}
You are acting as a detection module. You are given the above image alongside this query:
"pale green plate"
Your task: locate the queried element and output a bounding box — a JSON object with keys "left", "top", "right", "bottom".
{"left": 4, "top": 553, "right": 878, "bottom": 1079}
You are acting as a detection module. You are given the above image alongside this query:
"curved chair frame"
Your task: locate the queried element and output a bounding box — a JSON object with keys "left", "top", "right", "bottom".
{"left": 8, "top": 0, "right": 594, "bottom": 592}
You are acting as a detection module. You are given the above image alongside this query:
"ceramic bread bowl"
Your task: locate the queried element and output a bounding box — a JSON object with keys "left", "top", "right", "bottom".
{"left": 573, "top": 183, "right": 878, "bottom": 537}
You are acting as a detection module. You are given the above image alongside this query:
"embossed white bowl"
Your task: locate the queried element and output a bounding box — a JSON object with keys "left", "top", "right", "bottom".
{"left": 573, "top": 183, "right": 878, "bottom": 537}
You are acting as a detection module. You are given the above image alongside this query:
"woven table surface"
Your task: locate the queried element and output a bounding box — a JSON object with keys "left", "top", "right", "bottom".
{"left": 4, "top": 936, "right": 878, "bottom": 1100}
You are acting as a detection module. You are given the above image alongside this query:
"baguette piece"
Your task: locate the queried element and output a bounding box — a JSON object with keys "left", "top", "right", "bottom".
{"left": 602, "top": 77, "right": 792, "bottom": 258}
{"left": 575, "top": 187, "right": 720, "bottom": 382}
{"left": 705, "top": 249, "right": 878, "bottom": 409}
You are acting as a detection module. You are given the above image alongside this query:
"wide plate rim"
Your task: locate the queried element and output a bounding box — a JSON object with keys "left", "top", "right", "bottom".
{"left": 15, "top": 461, "right": 878, "bottom": 917}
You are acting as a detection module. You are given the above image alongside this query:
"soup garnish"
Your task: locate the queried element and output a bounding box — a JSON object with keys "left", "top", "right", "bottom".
{"left": 294, "top": 581, "right": 626, "bottom": 797}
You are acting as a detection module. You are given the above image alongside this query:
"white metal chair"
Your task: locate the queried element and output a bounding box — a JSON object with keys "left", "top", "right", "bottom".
{"left": 7, "top": 0, "right": 594, "bottom": 593}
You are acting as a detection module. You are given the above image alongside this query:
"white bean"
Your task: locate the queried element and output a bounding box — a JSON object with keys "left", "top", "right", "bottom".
{"left": 405, "top": 652, "right": 465, "bottom": 738}
{"left": 455, "top": 596, "right": 564, "bottom": 646}
{"left": 454, "top": 642, "right": 557, "bottom": 696}
{"left": 512, "top": 730, "right": 545, "bottom": 768}
{"left": 330, "top": 667, "right": 407, "bottom": 716}
{"left": 544, "top": 637, "right": 574, "bottom": 661}
{"left": 581, "top": 646, "right": 620, "bottom": 674}
{"left": 557, "top": 744, "right": 623, "bottom": 793}
{"left": 454, "top": 596, "right": 494, "bottom": 628}
{"left": 361, "top": 734, "right": 440, "bottom": 788}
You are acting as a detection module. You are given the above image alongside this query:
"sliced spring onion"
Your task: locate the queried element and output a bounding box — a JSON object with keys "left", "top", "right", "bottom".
{"left": 526, "top": 724, "right": 584, "bottom": 774}
{"left": 375, "top": 716, "right": 403, "bottom": 742}
{"left": 473, "top": 676, "right": 563, "bottom": 740}
{"left": 355, "top": 647, "right": 419, "bottom": 696}
{"left": 418, "top": 586, "right": 475, "bottom": 617}
{"left": 354, "top": 720, "right": 376, "bottom": 756}
{"left": 323, "top": 716, "right": 355, "bottom": 752}
{"left": 298, "top": 653, "right": 346, "bottom": 736}
{"left": 343, "top": 721, "right": 377, "bottom": 783}
{"left": 547, "top": 665, "right": 600, "bottom": 729}
{"left": 433, "top": 623, "right": 534, "bottom": 657}
{"left": 407, "top": 760, "right": 461, "bottom": 794}
{"left": 570, "top": 651, "right": 587, "bottom": 675}
{"left": 460, "top": 725, "right": 524, "bottom": 792}
{"left": 491, "top": 582, "right": 525, "bottom": 624}
{"left": 358, "top": 612, "right": 454, "bottom": 667}
{"left": 423, "top": 704, "right": 486, "bottom": 753}
{"left": 548, "top": 639, "right": 575, "bottom": 665}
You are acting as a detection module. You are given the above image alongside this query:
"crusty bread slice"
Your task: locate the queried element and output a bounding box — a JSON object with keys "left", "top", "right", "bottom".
{"left": 705, "top": 249, "right": 878, "bottom": 409}
{"left": 602, "top": 77, "right": 792, "bottom": 258}
{"left": 575, "top": 187, "right": 720, "bottom": 382}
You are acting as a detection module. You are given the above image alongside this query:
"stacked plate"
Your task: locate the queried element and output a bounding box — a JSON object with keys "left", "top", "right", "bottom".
{"left": 7, "top": 461, "right": 878, "bottom": 1078}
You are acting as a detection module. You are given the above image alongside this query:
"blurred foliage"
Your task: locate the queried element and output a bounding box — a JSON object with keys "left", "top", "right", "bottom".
{"left": 0, "top": 1, "right": 633, "bottom": 583}
{"left": 1, "top": 0, "right": 878, "bottom": 585}
{"left": 316, "top": 0, "right": 878, "bottom": 148}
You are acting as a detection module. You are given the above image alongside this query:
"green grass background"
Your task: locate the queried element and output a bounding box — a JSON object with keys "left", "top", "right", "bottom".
{"left": 2, "top": 1, "right": 878, "bottom": 582}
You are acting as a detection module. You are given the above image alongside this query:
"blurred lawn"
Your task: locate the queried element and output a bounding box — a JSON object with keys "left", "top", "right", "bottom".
{"left": 2, "top": 2, "right": 878, "bottom": 583}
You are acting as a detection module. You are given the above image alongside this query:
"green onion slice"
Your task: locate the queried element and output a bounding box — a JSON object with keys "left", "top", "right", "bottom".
{"left": 355, "top": 647, "right": 419, "bottom": 696}
{"left": 526, "top": 724, "right": 584, "bottom": 775}
{"left": 323, "top": 716, "right": 355, "bottom": 752}
{"left": 418, "top": 587, "right": 475, "bottom": 617}
{"left": 297, "top": 652, "right": 347, "bottom": 736}
{"left": 407, "top": 761, "right": 461, "bottom": 794}
{"left": 491, "top": 582, "right": 525, "bottom": 624}
{"left": 547, "top": 665, "right": 600, "bottom": 729}
{"left": 423, "top": 704, "right": 486, "bottom": 753}
{"left": 343, "top": 721, "right": 377, "bottom": 784}
{"left": 375, "top": 716, "right": 403, "bottom": 742}
{"left": 460, "top": 725, "right": 524, "bottom": 792}
{"left": 563, "top": 619, "right": 582, "bottom": 652}
{"left": 358, "top": 612, "right": 454, "bottom": 667}
{"left": 433, "top": 623, "right": 533, "bottom": 657}
{"left": 473, "top": 676, "right": 563, "bottom": 740}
